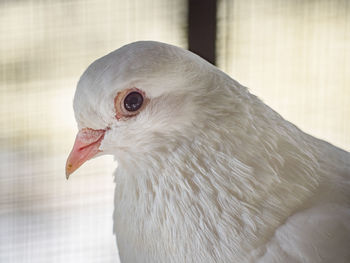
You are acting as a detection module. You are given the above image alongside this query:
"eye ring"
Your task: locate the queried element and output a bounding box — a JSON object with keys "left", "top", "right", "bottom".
{"left": 114, "top": 88, "right": 147, "bottom": 120}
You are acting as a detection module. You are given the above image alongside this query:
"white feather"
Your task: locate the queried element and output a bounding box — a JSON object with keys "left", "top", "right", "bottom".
{"left": 73, "top": 41, "right": 350, "bottom": 263}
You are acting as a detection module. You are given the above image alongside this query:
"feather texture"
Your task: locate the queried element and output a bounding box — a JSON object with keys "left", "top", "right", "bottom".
{"left": 72, "top": 41, "right": 350, "bottom": 262}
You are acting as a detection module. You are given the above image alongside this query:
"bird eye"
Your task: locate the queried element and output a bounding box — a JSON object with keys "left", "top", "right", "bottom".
{"left": 114, "top": 88, "right": 147, "bottom": 120}
{"left": 124, "top": 92, "right": 143, "bottom": 112}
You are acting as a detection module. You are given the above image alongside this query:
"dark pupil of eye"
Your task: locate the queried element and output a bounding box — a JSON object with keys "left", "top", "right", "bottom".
{"left": 124, "top": 92, "right": 143, "bottom": 112}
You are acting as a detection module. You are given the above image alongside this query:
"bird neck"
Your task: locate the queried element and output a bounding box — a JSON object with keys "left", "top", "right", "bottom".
{"left": 113, "top": 86, "right": 323, "bottom": 261}
{"left": 114, "top": 112, "right": 321, "bottom": 239}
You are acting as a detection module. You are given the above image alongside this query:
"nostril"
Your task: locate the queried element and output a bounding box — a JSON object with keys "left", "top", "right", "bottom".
{"left": 78, "top": 128, "right": 106, "bottom": 145}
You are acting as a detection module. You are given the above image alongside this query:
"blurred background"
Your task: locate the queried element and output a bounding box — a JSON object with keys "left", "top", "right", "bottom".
{"left": 0, "top": 0, "right": 349, "bottom": 262}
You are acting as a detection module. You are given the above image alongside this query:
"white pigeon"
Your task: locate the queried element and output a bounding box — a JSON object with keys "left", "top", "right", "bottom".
{"left": 66, "top": 41, "right": 350, "bottom": 263}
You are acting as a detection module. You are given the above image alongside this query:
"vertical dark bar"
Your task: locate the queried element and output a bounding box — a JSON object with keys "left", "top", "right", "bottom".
{"left": 188, "top": 0, "right": 217, "bottom": 65}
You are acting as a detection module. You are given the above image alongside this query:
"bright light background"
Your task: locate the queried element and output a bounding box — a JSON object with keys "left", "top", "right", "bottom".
{"left": 0, "top": 1, "right": 349, "bottom": 263}
{"left": 218, "top": 0, "right": 350, "bottom": 151}
{"left": 0, "top": 1, "right": 186, "bottom": 262}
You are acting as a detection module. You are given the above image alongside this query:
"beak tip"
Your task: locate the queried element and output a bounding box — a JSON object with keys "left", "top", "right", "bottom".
{"left": 65, "top": 163, "right": 73, "bottom": 180}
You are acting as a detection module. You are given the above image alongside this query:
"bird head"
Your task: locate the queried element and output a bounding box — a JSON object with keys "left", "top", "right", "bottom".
{"left": 66, "top": 41, "right": 246, "bottom": 178}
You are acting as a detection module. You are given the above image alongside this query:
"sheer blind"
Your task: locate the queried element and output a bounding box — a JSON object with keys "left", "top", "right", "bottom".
{"left": 218, "top": 0, "right": 350, "bottom": 151}
{"left": 0, "top": 1, "right": 186, "bottom": 262}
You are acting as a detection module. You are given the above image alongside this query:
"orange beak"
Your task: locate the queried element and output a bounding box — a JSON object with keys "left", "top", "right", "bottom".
{"left": 65, "top": 128, "right": 105, "bottom": 179}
